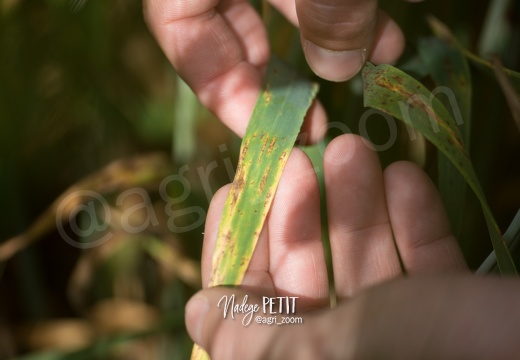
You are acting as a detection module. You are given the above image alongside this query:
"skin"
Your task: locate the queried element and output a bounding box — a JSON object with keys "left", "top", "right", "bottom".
{"left": 144, "top": 0, "right": 419, "bottom": 142}
{"left": 144, "top": 3, "right": 520, "bottom": 358}
{"left": 184, "top": 135, "right": 520, "bottom": 359}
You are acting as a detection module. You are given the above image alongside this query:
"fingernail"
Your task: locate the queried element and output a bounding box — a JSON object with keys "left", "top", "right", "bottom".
{"left": 185, "top": 294, "right": 209, "bottom": 345}
{"left": 303, "top": 41, "right": 366, "bottom": 82}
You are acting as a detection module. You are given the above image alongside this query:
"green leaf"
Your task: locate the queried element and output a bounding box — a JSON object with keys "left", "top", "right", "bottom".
{"left": 418, "top": 37, "right": 472, "bottom": 241}
{"left": 362, "top": 63, "right": 517, "bottom": 275}
{"left": 478, "top": 209, "right": 520, "bottom": 273}
{"left": 427, "top": 16, "right": 520, "bottom": 92}
{"left": 191, "top": 56, "right": 318, "bottom": 360}
{"left": 490, "top": 56, "right": 520, "bottom": 132}
{"left": 173, "top": 77, "right": 199, "bottom": 163}
{"left": 209, "top": 57, "right": 318, "bottom": 286}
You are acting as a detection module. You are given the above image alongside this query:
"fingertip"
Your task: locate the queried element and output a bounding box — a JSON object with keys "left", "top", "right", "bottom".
{"left": 324, "top": 134, "right": 372, "bottom": 172}
{"left": 300, "top": 100, "right": 328, "bottom": 144}
{"left": 295, "top": 0, "right": 377, "bottom": 82}
{"left": 303, "top": 40, "right": 367, "bottom": 82}
{"left": 383, "top": 161, "right": 468, "bottom": 273}
{"left": 383, "top": 161, "right": 438, "bottom": 219}
{"left": 369, "top": 10, "right": 405, "bottom": 65}
{"left": 186, "top": 288, "right": 279, "bottom": 359}
{"left": 185, "top": 293, "right": 210, "bottom": 347}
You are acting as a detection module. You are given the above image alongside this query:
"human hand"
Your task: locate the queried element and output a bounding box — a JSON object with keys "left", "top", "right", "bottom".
{"left": 144, "top": 0, "right": 418, "bottom": 141}
{"left": 182, "top": 134, "right": 511, "bottom": 359}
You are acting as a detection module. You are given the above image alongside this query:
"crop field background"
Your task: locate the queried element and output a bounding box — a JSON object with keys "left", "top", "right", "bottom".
{"left": 0, "top": 0, "right": 519, "bottom": 359}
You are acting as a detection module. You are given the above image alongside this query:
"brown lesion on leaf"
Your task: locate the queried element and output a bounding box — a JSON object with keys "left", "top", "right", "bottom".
{"left": 446, "top": 134, "right": 465, "bottom": 154}
{"left": 240, "top": 141, "right": 250, "bottom": 160}
{"left": 373, "top": 72, "right": 414, "bottom": 98}
{"left": 239, "top": 256, "right": 248, "bottom": 268}
{"left": 230, "top": 164, "right": 246, "bottom": 209}
{"left": 390, "top": 74, "right": 404, "bottom": 85}
{"left": 210, "top": 229, "right": 238, "bottom": 285}
{"left": 373, "top": 70, "right": 467, "bottom": 153}
{"left": 257, "top": 135, "right": 271, "bottom": 164}
{"left": 279, "top": 150, "right": 288, "bottom": 163}
{"left": 267, "top": 137, "right": 277, "bottom": 155}
{"left": 258, "top": 169, "right": 270, "bottom": 194}
{"left": 263, "top": 191, "right": 273, "bottom": 209}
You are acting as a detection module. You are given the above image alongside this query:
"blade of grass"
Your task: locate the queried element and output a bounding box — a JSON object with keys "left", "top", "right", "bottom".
{"left": 427, "top": 16, "right": 520, "bottom": 92}
{"left": 173, "top": 77, "right": 198, "bottom": 164}
{"left": 477, "top": 0, "right": 512, "bottom": 57}
{"left": 477, "top": 209, "right": 520, "bottom": 274}
{"left": 418, "top": 36, "right": 472, "bottom": 243}
{"left": 0, "top": 153, "right": 172, "bottom": 262}
{"left": 362, "top": 63, "right": 517, "bottom": 275}
{"left": 191, "top": 56, "right": 318, "bottom": 359}
{"left": 491, "top": 56, "right": 520, "bottom": 133}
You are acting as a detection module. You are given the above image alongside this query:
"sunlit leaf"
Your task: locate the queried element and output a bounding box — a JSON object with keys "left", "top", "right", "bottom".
{"left": 362, "top": 63, "right": 517, "bottom": 275}
{"left": 191, "top": 56, "right": 318, "bottom": 359}
{"left": 173, "top": 77, "right": 199, "bottom": 164}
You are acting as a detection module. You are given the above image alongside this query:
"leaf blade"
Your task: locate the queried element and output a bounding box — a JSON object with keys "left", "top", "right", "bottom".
{"left": 417, "top": 37, "right": 472, "bottom": 242}
{"left": 209, "top": 57, "right": 319, "bottom": 286}
{"left": 191, "top": 57, "right": 318, "bottom": 360}
{"left": 362, "top": 63, "right": 517, "bottom": 275}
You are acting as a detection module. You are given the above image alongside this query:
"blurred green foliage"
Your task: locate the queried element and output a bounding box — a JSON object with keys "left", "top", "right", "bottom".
{"left": 0, "top": 0, "right": 519, "bottom": 359}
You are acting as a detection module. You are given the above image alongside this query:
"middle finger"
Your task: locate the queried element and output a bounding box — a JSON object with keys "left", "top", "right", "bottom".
{"left": 324, "top": 134, "right": 401, "bottom": 299}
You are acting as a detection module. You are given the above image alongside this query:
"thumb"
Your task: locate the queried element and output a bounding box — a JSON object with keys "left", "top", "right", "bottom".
{"left": 296, "top": 0, "right": 378, "bottom": 81}
{"left": 185, "top": 287, "right": 282, "bottom": 360}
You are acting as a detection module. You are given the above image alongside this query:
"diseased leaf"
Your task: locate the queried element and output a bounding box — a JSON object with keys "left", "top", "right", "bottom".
{"left": 362, "top": 63, "right": 517, "bottom": 275}
{"left": 191, "top": 56, "right": 319, "bottom": 360}
{"left": 418, "top": 37, "right": 472, "bottom": 143}
{"left": 209, "top": 57, "right": 318, "bottom": 286}
{"left": 418, "top": 37, "right": 472, "bottom": 242}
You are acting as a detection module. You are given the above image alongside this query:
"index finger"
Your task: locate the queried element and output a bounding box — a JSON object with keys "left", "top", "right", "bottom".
{"left": 144, "top": 0, "right": 268, "bottom": 137}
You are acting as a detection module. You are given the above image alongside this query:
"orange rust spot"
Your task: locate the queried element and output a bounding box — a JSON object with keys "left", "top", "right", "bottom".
{"left": 239, "top": 256, "right": 250, "bottom": 268}
{"left": 257, "top": 135, "right": 270, "bottom": 164}
{"left": 230, "top": 166, "right": 245, "bottom": 208}
{"left": 267, "top": 137, "right": 276, "bottom": 155}
{"left": 374, "top": 76, "right": 414, "bottom": 99}
{"left": 258, "top": 169, "right": 270, "bottom": 193}
{"left": 240, "top": 141, "right": 250, "bottom": 162}
{"left": 279, "top": 150, "right": 288, "bottom": 162}
{"left": 264, "top": 90, "right": 272, "bottom": 104}
{"left": 225, "top": 230, "right": 236, "bottom": 252}
{"left": 263, "top": 191, "right": 272, "bottom": 209}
